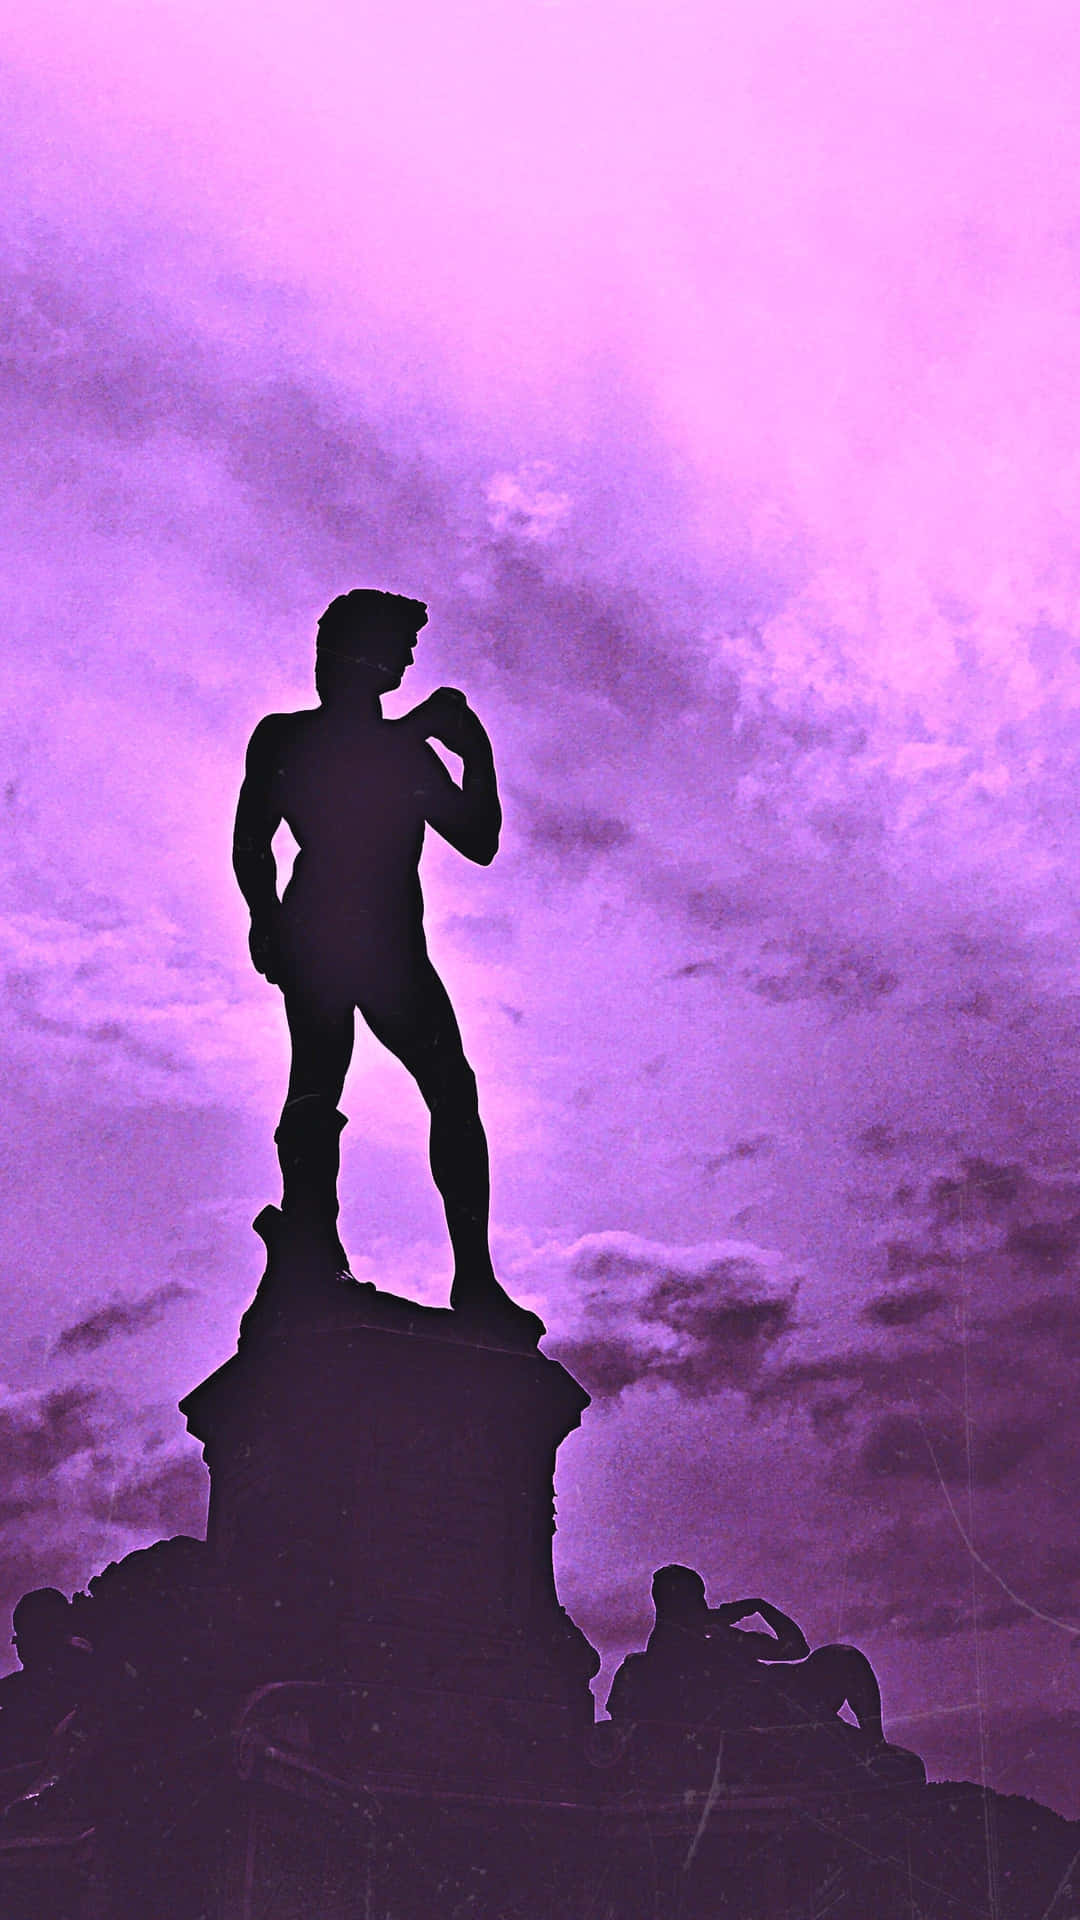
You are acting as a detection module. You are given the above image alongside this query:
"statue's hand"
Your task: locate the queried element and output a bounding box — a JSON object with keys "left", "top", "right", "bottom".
{"left": 411, "top": 686, "right": 488, "bottom": 757}
{"left": 249, "top": 916, "right": 282, "bottom": 985}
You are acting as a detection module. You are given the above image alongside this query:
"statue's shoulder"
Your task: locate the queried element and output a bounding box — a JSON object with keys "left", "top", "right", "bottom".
{"left": 245, "top": 708, "right": 316, "bottom": 765}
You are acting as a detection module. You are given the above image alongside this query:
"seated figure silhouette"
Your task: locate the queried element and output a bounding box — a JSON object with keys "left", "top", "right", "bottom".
{"left": 0, "top": 1589, "right": 92, "bottom": 1773}
{"left": 606, "top": 1565, "right": 885, "bottom": 1746}
{"left": 234, "top": 589, "right": 542, "bottom": 1345}
{"left": 2, "top": 1541, "right": 231, "bottom": 1838}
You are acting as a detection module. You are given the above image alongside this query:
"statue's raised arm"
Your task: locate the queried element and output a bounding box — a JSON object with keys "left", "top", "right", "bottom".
{"left": 404, "top": 685, "right": 503, "bottom": 865}
{"left": 234, "top": 589, "right": 542, "bottom": 1348}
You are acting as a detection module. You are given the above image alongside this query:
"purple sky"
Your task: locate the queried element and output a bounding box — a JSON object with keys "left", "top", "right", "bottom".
{"left": 4, "top": 0, "right": 1080, "bottom": 1815}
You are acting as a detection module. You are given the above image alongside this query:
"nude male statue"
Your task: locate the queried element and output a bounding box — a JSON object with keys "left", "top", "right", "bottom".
{"left": 233, "top": 588, "right": 542, "bottom": 1345}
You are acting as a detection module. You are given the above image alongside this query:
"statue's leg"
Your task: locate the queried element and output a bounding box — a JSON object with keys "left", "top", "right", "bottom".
{"left": 788, "top": 1646, "right": 885, "bottom": 1742}
{"left": 277, "top": 991, "right": 355, "bottom": 1254}
{"left": 359, "top": 966, "right": 490, "bottom": 1281}
{"left": 359, "top": 966, "right": 544, "bottom": 1341}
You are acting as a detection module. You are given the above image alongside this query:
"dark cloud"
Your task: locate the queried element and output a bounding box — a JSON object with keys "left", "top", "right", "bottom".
{"left": 854, "top": 1123, "right": 900, "bottom": 1156}
{"left": 553, "top": 1336, "right": 656, "bottom": 1401}
{"left": 839, "top": 1515, "right": 974, "bottom": 1641}
{"left": 0, "top": 1386, "right": 99, "bottom": 1478}
{"left": 550, "top": 1237, "right": 799, "bottom": 1400}
{"left": 864, "top": 1287, "right": 949, "bottom": 1327}
{"left": 0, "top": 1379, "right": 210, "bottom": 1669}
{"left": 468, "top": 547, "right": 708, "bottom": 722}
{"left": 525, "top": 806, "right": 634, "bottom": 861}
{"left": 730, "top": 1220, "right": 1080, "bottom": 1680}
{"left": 859, "top": 1153, "right": 1080, "bottom": 1302}
{"left": 834, "top": 1510, "right": 1070, "bottom": 1647}
{"left": 806, "top": 1393, "right": 856, "bottom": 1442}
{"left": 744, "top": 938, "right": 899, "bottom": 1011}
{"left": 86, "top": 1451, "right": 208, "bottom": 1534}
{"left": 1004, "top": 1217, "right": 1080, "bottom": 1275}
{"left": 54, "top": 1282, "right": 194, "bottom": 1355}
{"left": 1001, "top": 1291, "right": 1080, "bottom": 1354}
{"left": 4, "top": 973, "right": 184, "bottom": 1075}
{"left": 685, "top": 885, "right": 771, "bottom": 931}
{"left": 884, "top": 1241, "right": 954, "bottom": 1277}
{"left": 0, "top": 1496, "right": 43, "bottom": 1525}
{"left": 755, "top": 1297, "right": 1054, "bottom": 1428}
{"left": 927, "top": 1156, "right": 1024, "bottom": 1226}
{"left": 705, "top": 1133, "right": 775, "bottom": 1170}
{"left": 671, "top": 959, "right": 725, "bottom": 979}
{"left": 441, "top": 913, "right": 516, "bottom": 953}
{"left": 858, "top": 1412, "right": 1043, "bottom": 1489}
{"left": 3, "top": 202, "right": 749, "bottom": 756}
{"left": 643, "top": 1269, "right": 792, "bottom": 1347}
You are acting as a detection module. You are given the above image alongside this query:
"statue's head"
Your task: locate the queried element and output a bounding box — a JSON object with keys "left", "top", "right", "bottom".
{"left": 651, "top": 1564, "right": 707, "bottom": 1624}
{"left": 315, "top": 589, "right": 429, "bottom": 699}
{"left": 11, "top": 1587, "right": 70, "bottom": 1669}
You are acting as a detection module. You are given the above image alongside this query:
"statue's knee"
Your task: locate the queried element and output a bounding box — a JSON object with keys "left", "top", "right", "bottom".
{"left": 808, "top": 1644, "right": 857, "bottom": 1681}
{"left": 276, "top": 1097, "right": 344, "bottom": 1144}
{"left": 425, "top": 1053, "right": 479, "bottom": 1117}
{"left": 832, "top": 1643, "right": 870, "bottom": 1669}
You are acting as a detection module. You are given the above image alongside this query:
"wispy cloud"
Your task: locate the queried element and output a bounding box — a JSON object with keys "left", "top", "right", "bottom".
{"left": 512, "top": 1230, "right": 800, "bottom": 1400}
{"left": 55, "top": 1282, "right": 195, "bottom": 1355}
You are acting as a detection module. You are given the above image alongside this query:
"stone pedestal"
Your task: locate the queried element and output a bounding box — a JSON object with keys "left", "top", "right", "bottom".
{"left": 180, "top": 1286, "right": 597, "bottom": 1790}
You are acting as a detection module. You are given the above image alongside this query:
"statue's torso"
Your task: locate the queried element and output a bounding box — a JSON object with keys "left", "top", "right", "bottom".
{"left": 269, "top": 710, "right": 433, "bottom": 988}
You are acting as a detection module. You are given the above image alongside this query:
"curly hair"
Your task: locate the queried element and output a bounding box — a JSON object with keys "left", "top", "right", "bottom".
{"left": 316, "top": 588, "right": 428, "bottom": 646}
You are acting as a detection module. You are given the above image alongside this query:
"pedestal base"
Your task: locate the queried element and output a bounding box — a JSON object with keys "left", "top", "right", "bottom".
{"left": 180, "top": 1274, "right": 597, "bottom": 1791}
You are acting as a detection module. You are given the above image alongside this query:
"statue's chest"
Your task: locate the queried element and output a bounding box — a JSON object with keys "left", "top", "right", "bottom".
{"left": 281, "top": 737, "right": 417, "bottom": 838}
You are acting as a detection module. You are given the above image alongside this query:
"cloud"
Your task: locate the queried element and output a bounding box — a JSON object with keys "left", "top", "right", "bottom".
{"left": 85, "top": 1452, "right": 208, "bottom": 1534}
{"left": 1003, "top": 1217, "right": 1080, "bottom": 1276}
{"left": 1002, "top": 1291, "right": 1080, "bottom": 1354}
{"left": 864, "top": 1287, "right": 949, "bottom": 1328}
{"left": 0, "top": 1381, "right": 209, "bottom": 1662}
{"left": 54, "top": 1282, "right": 195, "bottom": 1355}
{"left": 854, "top": 1123, "right": 902, "bottom": 1157}
{"left": 525, "top": 806, "right": 635, "bottom": 862}
{"left": 883, "top": 1242, "right": 954, "bottom": 1278}
{"left": 927, "top": 1157, "right": 1026, "bottom": 1227}
{"left": 486, "top": 466, "right": 571, "bottom": 545}
{"left": 705, "top": 1133, "right": 776, "bottom": 1172}
{"left": 526, "top": 1231, "right": 800, "bottom": 1400}
{"left": 858, "top": 1412, "right": 1043, "bottom": 1490}
{"left": 744, "top": 935, "right": 900, "bottom": 1011}
{"left": 0, "top": 1386, "right": 99, "bottom": 1479}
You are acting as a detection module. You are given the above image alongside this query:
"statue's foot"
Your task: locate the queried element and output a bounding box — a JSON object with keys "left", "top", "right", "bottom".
{"left": 253, "top": 1206, "right": 366, "bottom": 1297}
{"left": 449, "top": 1273, "right": 545, "bottom": 1350}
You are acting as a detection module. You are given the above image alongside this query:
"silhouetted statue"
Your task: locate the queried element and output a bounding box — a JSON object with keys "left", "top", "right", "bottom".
{"left": 606, "top": 1565, "right": 885, "bottom": 1744}
{"left": 0, "top": 1589, "right": 92, "bottom": 1772}
{"left": 233, "top": 589, "right": 542, "bottom": 1345}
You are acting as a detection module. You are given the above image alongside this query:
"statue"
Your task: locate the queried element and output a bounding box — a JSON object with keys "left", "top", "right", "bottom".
{"left": 233, "top": 589, "right": 543, "bottom": 1346}
{"left": 601, "top": 1562, "right": 923, "bottom": 1788}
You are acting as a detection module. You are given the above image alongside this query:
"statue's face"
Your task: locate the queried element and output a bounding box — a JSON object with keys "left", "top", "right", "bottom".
{"left": 317, "top": 620, "right": 417, "bottom": 699}
{"left": 357, "top": 617, "right": 417, "bottom": 689}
